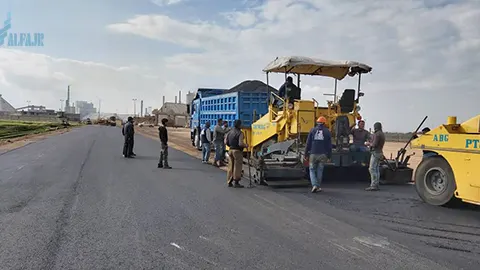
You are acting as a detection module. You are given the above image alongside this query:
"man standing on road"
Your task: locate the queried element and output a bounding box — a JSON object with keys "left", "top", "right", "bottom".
{"left": 225, "top": 119, "right": 247, "bottom": 188}
{"left": 213, "top": 118, "right": 228, "bottom": 167}
{"left": 158, "top": 118, "right": 172, "bottom": 169}
{"left": 365, "top": 122, "right": 386, "bottom": 191}
{"left": 130, "top": 119, "right": 137, "bottom": 157}
{"left": 222, "top": 121, "right": 230, "bottom": 163}
{"left": 123, "top": 116, "right": 135, "bottom": 158}
{"left": 201, "top": 121, "right": 212, "bottom": 164}
{"left": 305, "top": 116, "right": 332, "bottom": 193}
{"left": 350, "top": 120, "right": 370, "bottom": 152}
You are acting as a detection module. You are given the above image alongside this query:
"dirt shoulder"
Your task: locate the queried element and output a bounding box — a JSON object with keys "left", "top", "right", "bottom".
{"left": 0, "top": 127, "right": 75, "bottom": 155}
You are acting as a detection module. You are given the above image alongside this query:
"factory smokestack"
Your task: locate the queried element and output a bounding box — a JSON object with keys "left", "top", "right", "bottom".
{"left": 66, "top": 85, "right": 70, "bottom": 111}
{"left": 162, "top": 96, "right": 165, "bottom": 106}
{"left": 179, "top": 91, "right": 182, "bottom": 104}
{"left": 140, "top": 100, "right": 144, "bottom": 117}
{"left": 175, "top": 96, "right": 177, "bottom": 103}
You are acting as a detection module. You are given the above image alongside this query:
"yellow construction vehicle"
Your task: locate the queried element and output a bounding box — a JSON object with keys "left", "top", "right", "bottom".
{"left": 412, "top": 115, "right": 480, "bottom": 206}
{"left": 246, "top": 56, "right": 414, "bottom": 186}
{"left": 247, "top": 56, "right": 370, "bottom": 186}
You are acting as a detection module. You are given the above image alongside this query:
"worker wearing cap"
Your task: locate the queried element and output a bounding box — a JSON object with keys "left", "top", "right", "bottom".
{"left": 225, "top": 119, "right": 248, "bottom": 188}
{"left": 305, "top": 116, "right": 332, "bottom": 193}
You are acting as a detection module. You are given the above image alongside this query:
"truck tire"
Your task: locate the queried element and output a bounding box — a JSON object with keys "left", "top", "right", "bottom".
{"left": 415, "top": 156, "right": 456, "bottom": 206}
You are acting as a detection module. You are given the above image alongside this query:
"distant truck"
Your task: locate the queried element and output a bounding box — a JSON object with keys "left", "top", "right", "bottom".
{"left": 108, "top": 116, "right": 117, "bottom": 126}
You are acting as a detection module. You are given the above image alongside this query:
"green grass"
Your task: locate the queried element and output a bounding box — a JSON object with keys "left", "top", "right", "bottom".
{"left": 0, "top": 120, "right": 66, "bottom": 140}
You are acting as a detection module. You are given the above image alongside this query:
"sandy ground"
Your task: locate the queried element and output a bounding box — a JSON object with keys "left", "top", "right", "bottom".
{"left": 135, "top": 126, "right": 422, "bottom": 172}
{"left": 0, "top": 128, "right": 74, "bottom": 155}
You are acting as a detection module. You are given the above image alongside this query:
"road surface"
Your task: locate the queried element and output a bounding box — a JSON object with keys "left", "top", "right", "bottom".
{"left": 0, "top": 126, "right": 479, "bottom": 270}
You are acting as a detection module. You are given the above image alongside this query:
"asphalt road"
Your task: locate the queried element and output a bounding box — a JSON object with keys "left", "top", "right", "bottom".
{"left": 1, "top": 126, "right": 479, "bottom": 270}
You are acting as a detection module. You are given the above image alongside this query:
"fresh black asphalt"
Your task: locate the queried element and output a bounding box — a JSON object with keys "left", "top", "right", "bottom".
{"left": 1, "top": 126, "right": 479, "bottom": 269}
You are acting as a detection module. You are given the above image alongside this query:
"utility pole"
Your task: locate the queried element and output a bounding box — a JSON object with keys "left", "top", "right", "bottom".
{"left": 98, "top": 99, "right": 101, "bottom": 120}
{"left": 66, "top": 85, "right": 71, "bottom": 113}
{"left": 132, "top": 98, "right": 137, "bottom": 117}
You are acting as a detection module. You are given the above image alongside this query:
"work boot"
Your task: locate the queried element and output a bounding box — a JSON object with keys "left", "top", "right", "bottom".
{"left": 163, "top": 164, "right": 172, "bottom": 169}
{"left": 157, "top": 163, "right": 163, "bottom": 168}
{"left": 365, "top": 186, "right": 379, "bottom": 191}
{"left": 233, "top": 181, "right": 244, "bottom": 188}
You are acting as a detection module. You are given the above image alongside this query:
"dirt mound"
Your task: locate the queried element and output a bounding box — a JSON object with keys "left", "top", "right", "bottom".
{"left": 224, "top": 80, "right": 278, "bottom": 94}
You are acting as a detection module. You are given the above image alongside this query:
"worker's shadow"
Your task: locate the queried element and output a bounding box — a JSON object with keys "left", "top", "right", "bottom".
{"left": 444, "top": 200, "right": 480, "bottom": 212}
{"left": 129, "top": 156, "right": 158, "bottom": 161}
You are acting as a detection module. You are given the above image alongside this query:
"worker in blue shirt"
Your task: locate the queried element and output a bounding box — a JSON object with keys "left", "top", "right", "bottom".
{"left": 305, "top": 116, "right": 333, "bottom": 193}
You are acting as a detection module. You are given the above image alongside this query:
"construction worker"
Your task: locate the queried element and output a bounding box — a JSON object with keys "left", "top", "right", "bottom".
{"left": 222, "top": 121, "right": 229, "bottom": 162}
{"left": 225, "top": 119, "right": 247, "bottom": 188}
{"left": 365, "top": 122, "right": 385, "bottom": 191}
{"left": 122, "top": 116, "right": 135, "bottom": 158}
{"left": 157, "top": 118, "right": 172, "bottom": 169}
{"left": 201, "top": 121, "right": 212, "bottom": 164}
{"left": 350, "top": 120, "right": 371, "bottom": 152}
{"left": 213, "top": 118, "right": 228, "bottom": 167}
{"left": 276, "top": 76, "right": 301, "bottom": 107}
{"left": 130, "top": 119, "right": 137, "bottom": 157}
{"left": 305, "top": 116, "right": 332, "bottom": 193}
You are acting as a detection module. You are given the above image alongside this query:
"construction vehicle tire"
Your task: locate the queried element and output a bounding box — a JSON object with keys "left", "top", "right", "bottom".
{"left": 415, "top": 156, "right": 456, "bottom": 206}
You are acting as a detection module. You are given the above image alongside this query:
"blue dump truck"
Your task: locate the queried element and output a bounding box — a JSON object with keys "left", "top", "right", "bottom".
{"left": 190, "top": 80, "right": 278, "bottom": 150}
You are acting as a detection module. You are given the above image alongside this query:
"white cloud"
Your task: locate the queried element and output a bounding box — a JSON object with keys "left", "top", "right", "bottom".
{"left": 222, "top": 11, "right": 257, "bottom": 27}
{"left": 150, "top": 0, "right": 185, "bottom": 6}
{"left": 2, "top": 0, "right": 480, "bottom": 131}
{"left": 107, "top": 15, "right": 235, "bottom": 50}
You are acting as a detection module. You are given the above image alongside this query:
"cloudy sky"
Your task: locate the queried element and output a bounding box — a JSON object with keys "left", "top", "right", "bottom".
{"left": 0, "top": 0, "right": 479, "bottom": 132}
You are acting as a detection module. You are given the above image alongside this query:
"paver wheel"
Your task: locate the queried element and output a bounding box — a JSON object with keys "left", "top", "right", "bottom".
{"left": 415, "top": 156, "right": 456, "bottom": 206}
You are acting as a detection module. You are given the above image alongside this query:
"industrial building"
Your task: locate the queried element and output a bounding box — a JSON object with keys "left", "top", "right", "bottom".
{"left": 152, "top": 90, "right": 189, "bottom": 127}
{"left": 76, "top": 101, "right": 97, "bottom": 119}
